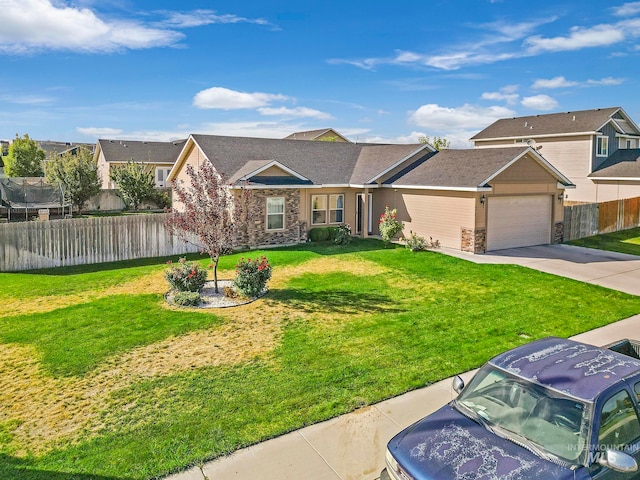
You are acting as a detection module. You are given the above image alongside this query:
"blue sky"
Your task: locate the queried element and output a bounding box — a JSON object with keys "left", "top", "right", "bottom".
{"left": 1, "top": 0, "right": 639, "bottom": 147}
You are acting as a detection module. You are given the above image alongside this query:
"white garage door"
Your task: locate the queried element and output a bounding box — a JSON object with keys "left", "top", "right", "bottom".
{"left": 486, "top": 195, "right": 552, "bottom": 251}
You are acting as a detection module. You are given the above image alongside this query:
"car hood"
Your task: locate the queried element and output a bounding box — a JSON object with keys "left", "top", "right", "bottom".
{"left": 387, "top": 404, "right": 588, "bottom": 480}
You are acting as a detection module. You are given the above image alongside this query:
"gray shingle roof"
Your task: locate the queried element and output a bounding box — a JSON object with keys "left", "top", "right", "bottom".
{"left": 471, "top": 107, "right": 621, "bottom": 140}
{"left": 387, "top": 147, "right": 571, "bottom": 188}
{"left": 590, "top": 149, "right": 640, "bottom": 178}
{"left": 190, "top": 134, "right": 424, "bottom": 186}
{"left": 98, "top": 139, "right": 186, "bottom": 164}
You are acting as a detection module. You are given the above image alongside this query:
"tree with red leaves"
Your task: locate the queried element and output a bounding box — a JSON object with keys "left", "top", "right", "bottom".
{"left": 165, "top": 160, "right": 250, "bottom": 293}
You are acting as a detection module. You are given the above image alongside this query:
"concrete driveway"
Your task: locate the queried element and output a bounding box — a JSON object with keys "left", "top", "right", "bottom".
{"left": 167, "top": 244, "right": 640, "bottom": 480}
{"left": 441, "top": 244, "right": 640, "bottom": 296}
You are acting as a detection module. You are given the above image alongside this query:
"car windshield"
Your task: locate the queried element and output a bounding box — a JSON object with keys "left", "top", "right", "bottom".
{"left": 454, "top": 365, "right": 590, "bottom": 465}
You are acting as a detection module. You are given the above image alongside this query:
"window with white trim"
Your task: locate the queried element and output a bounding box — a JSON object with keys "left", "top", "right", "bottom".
{"left": 266, "top": 197, "right": 285, "bottom": 231}
{"left": 596, "top": 136, "right": 609, "bottom": 157}
{"left": 312, "top": 195, "right": 327, "bottom": 225}
{"left": 312, "top": 194, "right": 345, "bottom": 225}
{"left": 155, "top": 167, "right": 172, "bottom": 187}
{"left": 329, "top": 194, "right": 344, "bottom": 223}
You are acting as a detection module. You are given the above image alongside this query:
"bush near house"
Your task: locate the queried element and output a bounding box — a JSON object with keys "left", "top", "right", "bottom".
{"left": 309, "top": 227, "right": 330, "bottom": 242}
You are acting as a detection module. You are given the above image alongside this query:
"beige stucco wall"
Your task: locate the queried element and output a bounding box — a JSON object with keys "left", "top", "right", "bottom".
{"left": 299, "top": 187, "right": 359, "bottom": 230}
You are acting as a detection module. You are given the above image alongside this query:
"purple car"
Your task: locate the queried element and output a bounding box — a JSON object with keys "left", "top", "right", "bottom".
{"left": 382, "top": 337, "right": 640, "bottom": 480}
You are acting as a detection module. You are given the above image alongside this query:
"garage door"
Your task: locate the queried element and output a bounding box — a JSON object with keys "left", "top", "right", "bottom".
{"left": 486, "top": 195, "right": 552, "bottom": 251}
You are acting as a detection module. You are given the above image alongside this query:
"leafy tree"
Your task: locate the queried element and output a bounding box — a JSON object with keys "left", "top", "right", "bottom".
{"left": 109, "top": 161, "right": 155, "bottom": 211}
{"left": 418, "top": 135, "right": 450, "bottom": 150}
{"left": 5, "top": 133, "right": 45, "bottom": 177}
{"left": 45, "top": 146, "right": 101, "bottom": 214}
{"left": 165, "top": 160, "right": 250, "bottom": 293}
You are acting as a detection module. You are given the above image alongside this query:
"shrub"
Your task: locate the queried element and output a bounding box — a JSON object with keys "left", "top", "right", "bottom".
{"left": 148, "top": 190, "right": 171, "bottom": 209}
{"left": 402, "top": 231, "right": 427, "bottom": 251}
{"left": 173, "top": 291, "right": 201, "bottom": 307}
{"left": 309, "top": 227, "right": 329, "bottom": 242}
{"left": 334, "top": 223, "right": 352, "bottom": 245}
{"left": 165, "top": 257, "right": 208, "bottom": 292}
{"left": 379, "top": 206, "right": 404, "bottom": 244}
{"left": 234, "top": 256, "right": 272, "bottom": 298}
{"left": 327, "top": 226, "right": 339, "bottom": 241}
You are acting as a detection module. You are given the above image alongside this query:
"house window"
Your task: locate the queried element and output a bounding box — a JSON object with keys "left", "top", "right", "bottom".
{"left": 155, "top": 167, "right": 172, "bottom": 187}
{"left": 329, "top": 194, "right": 344, "bottom": 223}
{"left": 312, "top": 194, "right": 345, "bottom": 225}
{"left": 266, "top": 197, "right": 285, "bottom": 231}
{"left": 596, "top": 136, "right": 609, "bottom": 157}
{"left": 312, "top": 195, "right": 327, "bottom": 224}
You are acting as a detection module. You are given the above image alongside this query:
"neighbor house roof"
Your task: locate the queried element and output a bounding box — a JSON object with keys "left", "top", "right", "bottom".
{"left": 471, "top": 107, "right": 626, "bottom": 141}
{"left": 387, "top": 146, "right": 574, "bottom": 191}
{"left": 38, "top": 141, "right": 95, "bottom": 158}
{"left": 170, "top": 134, "right": 430, "bottom": 187}
{"left": 284, "top": 128, "right": 351, "bottom": 142}
{"left": 590, "top": 148, "right": 640, "bottom": 179}
{"left": 96, "top": 139, "right": 186, "bottom": 164}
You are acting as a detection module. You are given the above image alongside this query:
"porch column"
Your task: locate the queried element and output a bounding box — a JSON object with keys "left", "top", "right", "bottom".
{"left": 363, "top": 187, "right": 370, "bottom": 238}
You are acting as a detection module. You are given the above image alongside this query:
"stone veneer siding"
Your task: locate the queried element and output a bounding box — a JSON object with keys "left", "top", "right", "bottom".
{"left": 237, "top": 189, "right": 305, "bottom": 248}
{"left": 461, "top": 227, "right": 486, "bottom": 254}
{"left": 554, "top": 222, "right": 564, "bottom": 244}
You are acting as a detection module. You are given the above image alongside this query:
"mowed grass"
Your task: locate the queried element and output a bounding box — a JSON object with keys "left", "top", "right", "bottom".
{"left": 568, "top": 226, "right": 640, "bottom": 256}
{"left": 2, "top": 240, "right": 640, "bottom": 479}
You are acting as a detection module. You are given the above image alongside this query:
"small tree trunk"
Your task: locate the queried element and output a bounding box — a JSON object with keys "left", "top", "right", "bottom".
{"left": 212, "top": 255, "right": 220, "bottom": 293}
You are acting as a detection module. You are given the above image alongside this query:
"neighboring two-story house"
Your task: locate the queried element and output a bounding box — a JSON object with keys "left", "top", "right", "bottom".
{"left": 94, "top": 139, "right": 186, "bottom": 189}
{"left": 471, "top": 107, "right": 640, "bottom": 203}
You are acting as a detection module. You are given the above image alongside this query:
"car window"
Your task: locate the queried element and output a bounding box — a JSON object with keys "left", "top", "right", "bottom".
{"left": 635, "top": 382, "right": 640, "bottom": 404}
{"left": 598, "top": 389, "right": 640, "bottom": 450}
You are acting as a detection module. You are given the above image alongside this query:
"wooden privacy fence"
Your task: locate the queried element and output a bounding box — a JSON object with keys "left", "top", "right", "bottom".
{"left": 0, "top": 214, "right": 199, "bottom": 272}
{"left": 564, "top": 197, "right": 640, "bottom": 241}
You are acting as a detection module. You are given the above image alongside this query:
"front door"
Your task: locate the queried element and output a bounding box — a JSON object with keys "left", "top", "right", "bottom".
{"left": 355, "top": 193, "right": 373, "bottom": 235}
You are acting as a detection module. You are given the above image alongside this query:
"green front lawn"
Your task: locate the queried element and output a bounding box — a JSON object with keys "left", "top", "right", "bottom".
{"left": 567, "top": 227, "right": 640, "bottom": 256}
{"left": 2, "top": 240, "right": 640, "bottom": 479}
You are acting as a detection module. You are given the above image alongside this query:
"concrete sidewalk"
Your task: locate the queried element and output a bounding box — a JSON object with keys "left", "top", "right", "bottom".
{"left": 167, "top": 245, "right": 640, "bottom": 480}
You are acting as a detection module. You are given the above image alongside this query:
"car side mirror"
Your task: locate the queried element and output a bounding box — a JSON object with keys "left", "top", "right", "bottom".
{"left": 452, "top": 376, "right": 465, "bottom": 395}
{"left": 598, "top": 450, "right": 638, "bottom": 473}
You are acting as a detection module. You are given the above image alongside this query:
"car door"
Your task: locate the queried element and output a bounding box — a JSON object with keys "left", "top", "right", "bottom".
{"left": 590, "top": 387, "right": 640, "bottom": 479}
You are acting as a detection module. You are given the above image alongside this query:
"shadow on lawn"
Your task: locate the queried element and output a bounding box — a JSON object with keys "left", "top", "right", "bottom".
{"left": 0, "top": 454, "right": 130, "bottom": 480}
{"left": 266, "top": 287, "right": 408, "bottom": 315}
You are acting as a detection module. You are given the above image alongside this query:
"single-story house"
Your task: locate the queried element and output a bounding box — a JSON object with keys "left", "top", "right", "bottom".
{"left": 94, "top": 139, "right": 186, "bottom": 189}
{"left": 168, "top": 134, "right": 574, "bottom": 253}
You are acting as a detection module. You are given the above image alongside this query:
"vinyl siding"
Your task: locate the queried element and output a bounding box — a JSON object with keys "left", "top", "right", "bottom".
{"left": 593, "top": 181, "right": 640, "bottom": 203}
{"left": 397, "top": 191, "right": 475, "bottom": 249}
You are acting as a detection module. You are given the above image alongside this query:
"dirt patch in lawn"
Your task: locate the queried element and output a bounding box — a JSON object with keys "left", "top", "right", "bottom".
{"left": 0, "top": 257, "right": 385, "bottom": 455}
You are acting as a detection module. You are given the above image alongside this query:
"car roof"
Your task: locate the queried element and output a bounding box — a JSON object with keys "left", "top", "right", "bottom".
{"left": 489, "top": 337, "right": 640, "bottom": 402}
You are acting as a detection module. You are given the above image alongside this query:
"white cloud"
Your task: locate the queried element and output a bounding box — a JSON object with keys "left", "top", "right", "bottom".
{"left": 76, "top": 127, "right": 124, "bottom": 137}
{"left": 612, "top": 2, "right": 640, "bottom": 16}
{"left": 157, "top": 10, "right": 271, "bottom": 29}
{"left": 0, "top": 0, "right": 183, "bottom": 54}
{"left": 587, "top": 76, "right": 624, "bottom": 85}
{"left": 532, "top": 75, "right": 624, "bottom": 89}
{"left": 193, "top": 87, "right": 289, "bottom": 110}
{"left": 481, "top": 85, "right": 520, "bottom": 105}
{"left": 0, "top": 93, "right": 55, "bottom": 105}
{"left": 257, "top": 106, "right": 333, "bottom": 120}
{"left": 521, "top": 94, "right": 558, "bottom": 111}
{"left": 525, "top": 24, "right": 625, "bottom": 53}
{"left": 409, "top": 104, "right": 515, "bottom": 130}
{"left": 532, "top": 76, "right": 578, "bottom": 89}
